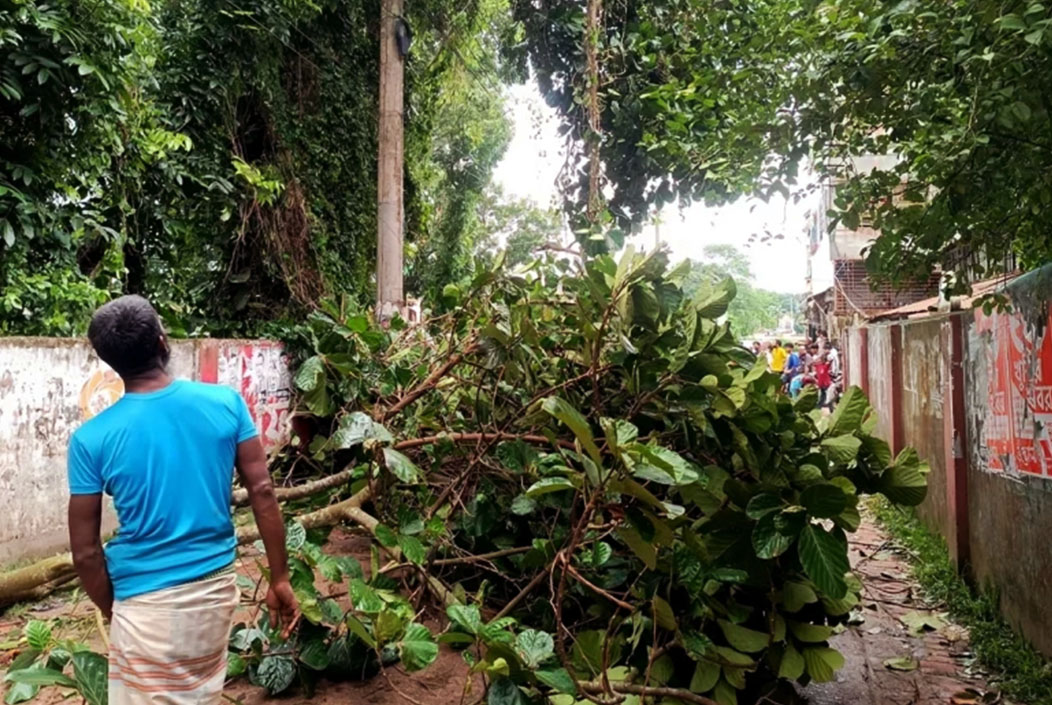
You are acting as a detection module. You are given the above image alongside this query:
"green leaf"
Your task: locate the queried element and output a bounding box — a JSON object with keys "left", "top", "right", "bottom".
{"left": 541, "top": 397, "right": 601, "bottom": 464}
{"left": 510, "top": 494, "right": 536, "bottom": 515}
{"left": 346, "top": 615, "right": 377, "bottom": 648}
{"left": 535, "top": 667, "right": 576, "bottom": 695}
{"left": 781, "top": 582, "right": 818, "bottom": 612}
{"left": 23, "top": 621, "right": 51, "bottom": 651}
{"left": 681, "top": 631, "right": 715, "bottom": 660}
{"left": 717, "top": 619, "right": 768, "bottom": 653}
{"left": 778, "top": 644, "right": 805, "bottom": 680}
{"left": 651, "top": 595, "right": 677, "bottom": 630}
{"left": 374, "top": 523, "right": 398, "bottom": 548}
{"left": 299, "top": 638, "right": 331, "bottom": 671}
{"left": 821, "top": 434, "right": 862, "bottom": 464}
{"left": 227, "top": 652, "right": 247, "bottom": 678}
{"left": 397, "top": 535, "right": 427, "bottom": 564}
{"left": 333, "top": 412, "right": 393, "bottom": 448}
{"left": 800, "top": 484, "right": 848, "bottom": 518}
{"left": 713, "top": 677, "right": 739, "bottom": 705}
{"left": 694, "top": 278, "right": 737, "bottom": 320}
{"left": 72, "top": 651, "right": 109, "bottom": 705}
{"left": 447, "top": 604, "right": 483, "bottom": 635}
{"left": 689, "top": 659, "right": 720, "bottom": 693}
{"left": 883, "top": 656, "right": 919, "bottom": 671}
{"left": 752, "top": 512, "right": 794, "bottom": 559}
{"left": 878, "top": 448, "right": 928, "bottom": 506}
{"left": 514, "top": 629, "right": 555, "bottom": 668}
{"left": 803, "top": 647, "right": 845, "bottom": 682}
{"left": 525, "top": 477, "right": 575, "bottom": 497}
{"left": 374, "top": 609, "right": 405, "bottom": 643}
{"left": 5, "top": 666, "right": 76, "bottom": 689}
{"left": 488, "top": 676, "right": 528, "bottom": 705}
{"left": 383, "top": 448, "right": 422, "bottom": 483}
{"left": 788, "top": 621, "right": 834, "bottom": 643}
{"left": 294, "top": 356, "right": 330, "bottom": 416}
{"left": 998, "top": 13, "right": 1027, "bottom": 30}
{"left": 826, "top": 386, "right": 868, "bottom": 436}
{"left": 3, "top": 680, "right": 37, "bottom": 705}
{"left": 257, "top": 654, "right": 296, "bottom": 695}
{"left": 285, "top": 521, "right": 307, "bottom": 551}
{"left": 798, "top": 524, "right": 850, "bottom": 599}
{"left": 745, "top": 492, "right": 782, "bottom": 519}
{"left": 349, "top": 579, "right": 384, "bottom": 613}
{"left": 616, "top": 526, "right": 657, "bottom": 569}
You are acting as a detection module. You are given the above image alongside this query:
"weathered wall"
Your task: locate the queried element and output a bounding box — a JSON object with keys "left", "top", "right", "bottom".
{"left": 900, "top": 317, "right": 950, "bottom": 540}
{"left": 847, "top": 327, "right": 863, "bottom": 389}
{"left": 962, "top": 266, "right": 1052, "bottom": 656}
{"left": 844, "top": 263, "right": 1052, "bottom": 658}
{"left": 0, "top": 338, "right": 291, "bottom": 564}
{"left": 866, "top": 324, "right": 894, "bottom": 442}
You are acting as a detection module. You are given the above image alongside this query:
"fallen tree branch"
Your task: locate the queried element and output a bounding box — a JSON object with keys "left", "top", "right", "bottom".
{"left": 231, "top": 468, "right": 355, "bottom": 507}
{"left": 579, "top": 681, "right": 720, "bottom": 705}
{"left": 379, "top": 344, "right": 478, "bottom": 422}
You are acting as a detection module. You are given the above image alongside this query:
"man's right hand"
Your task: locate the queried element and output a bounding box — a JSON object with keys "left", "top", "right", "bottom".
{"left": 266, "top": 578, "right": 299, "bottom": 638}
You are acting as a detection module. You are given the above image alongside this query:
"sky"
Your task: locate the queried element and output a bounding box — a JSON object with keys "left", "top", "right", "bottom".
{"left": 492, "top": 84, "right": 812, "bottom": 295}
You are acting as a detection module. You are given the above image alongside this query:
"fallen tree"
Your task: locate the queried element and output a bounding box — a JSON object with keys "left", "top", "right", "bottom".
{"left": 2, "top": 249, "right": 929, "bottom": 704}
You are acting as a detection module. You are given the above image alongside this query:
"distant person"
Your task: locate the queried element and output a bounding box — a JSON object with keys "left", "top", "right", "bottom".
{"left": 67, "top": 296, "right": 297, "bottom": 704}
{"left": 814, "top": 353, "right": 833, "bottom": 407}
{"left": 781, "top": 342, "right": 800, "bottom": 388}
{"left": 770, "top": 339, "right": 787, "bottom": 374}
{"left": 751, "top": 341, "right": 762, "bottom": 357}
{"left": 789, "top": 364, "right": 816, "bottom": 398}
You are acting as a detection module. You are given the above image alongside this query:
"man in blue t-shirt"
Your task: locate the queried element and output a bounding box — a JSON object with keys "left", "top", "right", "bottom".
{"left": 68, "top": 296, "right": 296, "bottom": 703}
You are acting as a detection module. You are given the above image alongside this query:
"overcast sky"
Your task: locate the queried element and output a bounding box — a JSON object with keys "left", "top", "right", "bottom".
{"left": 492, "top": 84, "right": 811, "bottom": 294}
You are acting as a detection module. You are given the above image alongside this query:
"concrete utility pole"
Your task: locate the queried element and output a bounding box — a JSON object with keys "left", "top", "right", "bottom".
{"left": 376, "top": 0, "right": 405, "bottom": 321}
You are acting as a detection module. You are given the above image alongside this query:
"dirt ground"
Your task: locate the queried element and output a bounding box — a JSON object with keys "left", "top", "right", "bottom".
{"left": 1, "top": 519, "right": 1012, "bottom": 705}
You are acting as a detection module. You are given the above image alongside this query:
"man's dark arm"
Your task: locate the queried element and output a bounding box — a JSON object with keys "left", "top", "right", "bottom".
{"left": 236, "top": 437, "right": 297, "bottom": 633}
{"left": 68, "top": 494, "right": 113, "bottom": 619}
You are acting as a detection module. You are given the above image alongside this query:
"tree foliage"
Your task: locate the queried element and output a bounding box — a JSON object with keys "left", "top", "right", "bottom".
{"left": 267, "top": 248, "right": 926, "bottom": 703}
{"left": 1, "top": 0, "right": 514, "bottom": 335}
{"left": 684, "top": 244, "right": 800, "bottom": 339}
{"left": 510, "top": 0, "right": 1052, "bottom": 288}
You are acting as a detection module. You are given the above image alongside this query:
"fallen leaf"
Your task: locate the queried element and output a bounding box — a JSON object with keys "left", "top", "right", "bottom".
{"left": 900, "top": 610, "right": 947, "bottom": 636}
{"left": 865, "top": 627, "right": 882, "bottom": 635}
{"left": 883, "top": 656, "right": 919, "bottom": 671}
{"left": 943, "top": 624, "right": 969, "bottom": 643}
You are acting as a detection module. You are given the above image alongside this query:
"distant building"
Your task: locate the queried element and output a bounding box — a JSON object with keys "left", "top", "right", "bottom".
{"left": 804, "top": 156, "right": 939, "bottom": 340}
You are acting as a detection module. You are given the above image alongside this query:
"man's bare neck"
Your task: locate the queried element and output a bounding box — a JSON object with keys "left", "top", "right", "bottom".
{"left": 122, "top": 369, "right": 174, "bottom": 394}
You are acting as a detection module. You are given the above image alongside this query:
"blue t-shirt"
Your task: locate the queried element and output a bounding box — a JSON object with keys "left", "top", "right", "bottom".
{"left": 786, "top": 352, "right": 800, "bottom": 373}
{"left": 67, "top": 380, "right": 258, "bottom": 601}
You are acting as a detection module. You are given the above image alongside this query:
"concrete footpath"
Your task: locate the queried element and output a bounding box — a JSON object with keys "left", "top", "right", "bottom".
{"left": 804, "top": 517, "right": 1006, "bottom": 705}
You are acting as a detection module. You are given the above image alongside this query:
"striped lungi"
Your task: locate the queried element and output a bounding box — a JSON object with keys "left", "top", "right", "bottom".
{"left": 108, "top": 572, "right": 239, "bottom": 704}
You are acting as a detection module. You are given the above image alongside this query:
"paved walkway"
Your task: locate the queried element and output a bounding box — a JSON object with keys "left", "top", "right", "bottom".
{"left": 804, "top": 517, "right": 1000, "bottom": 705}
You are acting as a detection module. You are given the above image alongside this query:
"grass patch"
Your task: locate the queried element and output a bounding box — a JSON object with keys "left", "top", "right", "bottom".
{"left": 871, "top": 497, "right": 1052, "bottom": 705}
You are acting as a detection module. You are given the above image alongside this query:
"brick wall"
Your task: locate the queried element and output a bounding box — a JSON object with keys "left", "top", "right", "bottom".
{"left": 833, "top": 259, "right": 939, "bottom": 315}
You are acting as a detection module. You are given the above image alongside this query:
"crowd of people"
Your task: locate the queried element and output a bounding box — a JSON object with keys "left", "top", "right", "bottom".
{"left": 749, "top": 334, "right": 841, "bottom": 409}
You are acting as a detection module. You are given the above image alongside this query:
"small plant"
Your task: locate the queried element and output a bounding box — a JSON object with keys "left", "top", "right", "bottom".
{"left": 2, "top": 620, "right": 107, "bottom": 705}
{"left": 226, "top": 526, "right": 438, "bottom": 696}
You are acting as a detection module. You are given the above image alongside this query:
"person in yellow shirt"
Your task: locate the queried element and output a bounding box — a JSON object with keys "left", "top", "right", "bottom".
{"left": 770, "top": 340, "right": 787, "bottom": 373}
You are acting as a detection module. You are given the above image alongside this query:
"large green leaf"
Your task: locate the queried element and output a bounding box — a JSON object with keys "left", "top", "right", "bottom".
{"left": 800, "top": 484, "right": 848, "bottom": 518}
{"left": 514, "top": 629, "right": 554, "bottom": 668}
{"left": 693, "top": 277, "right": 737, "bottom": 320}
{"left": 3, "top": 680, "right": 37, "bottom": 705}
{"left": 878, "top": 448, "right": 929, "bottom": 506}
{"left": 821, "top": 434, "right": 862, "bottom": 464}
{"left": 332, "top": 411, "right": 393, "bottom": 448}
{"left": 777, "top": 644, "right": 805, "bottom": 680}
{"left": 535, "top": 667, "right": 576, "bottom": 695}
{"left": 802, "top": 646, "right": 845, "bottom": 683}
{"left": 399, "top": 623, "right": 438, "bottom": 672}
{"left": 616, "top": 526, "right": 657, "bottom": 569}
{"left": 23, "top": 621, "right": 52, "bottom": 651}
{"left": 72, "top": 651, "right": 109, "bottom": 705}
{"left": 752, "top": 512, "right": 794, "bottom": 559}
{"left": 826, "top": 386, "right": 868, "bottom": 436}
{"left": 299, "top": 638, "right": 331, "bottom": 671}
{"left": 446, "top": 604, "right": 483, "bottom": 635}
{"left": 5, "top": 665, "right": 76, "bottom": 689}
{"left": 294, "top": 355, "right": 330, "bottom": 416}
{"left": 797, "top": 523, "right": 850, "bottom": 599}
{"left": 257, "top": 654, "right": 296, "bottom": 695}
{"left": 488, "top": 677, "right": 528, "bottom": 705}
{"left": 383, "top": 448, "right": 422, "bottom": 483}
{"left": 541, "top": 397, "right": 601, "bottom": 464}
{"left": 525, "top": 477, "right": 576, "bottom": 497}
{"left": 689, "top": 659, "right": 720, "bottom": 694}
{"left": 717, "top": 619, "right": 768, "bottom": 653}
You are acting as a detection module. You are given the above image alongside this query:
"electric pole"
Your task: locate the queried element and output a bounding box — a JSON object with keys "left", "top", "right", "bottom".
{"left": 376, "top": 0, "right": 405, "bottom": 321}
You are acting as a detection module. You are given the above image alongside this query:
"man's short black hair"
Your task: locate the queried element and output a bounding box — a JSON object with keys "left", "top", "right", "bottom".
{"left": 88, "top": 295, "right": 169, "bottom": 377}
{"left": 785, "top": 342, "right": 794, "bottom": 349}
